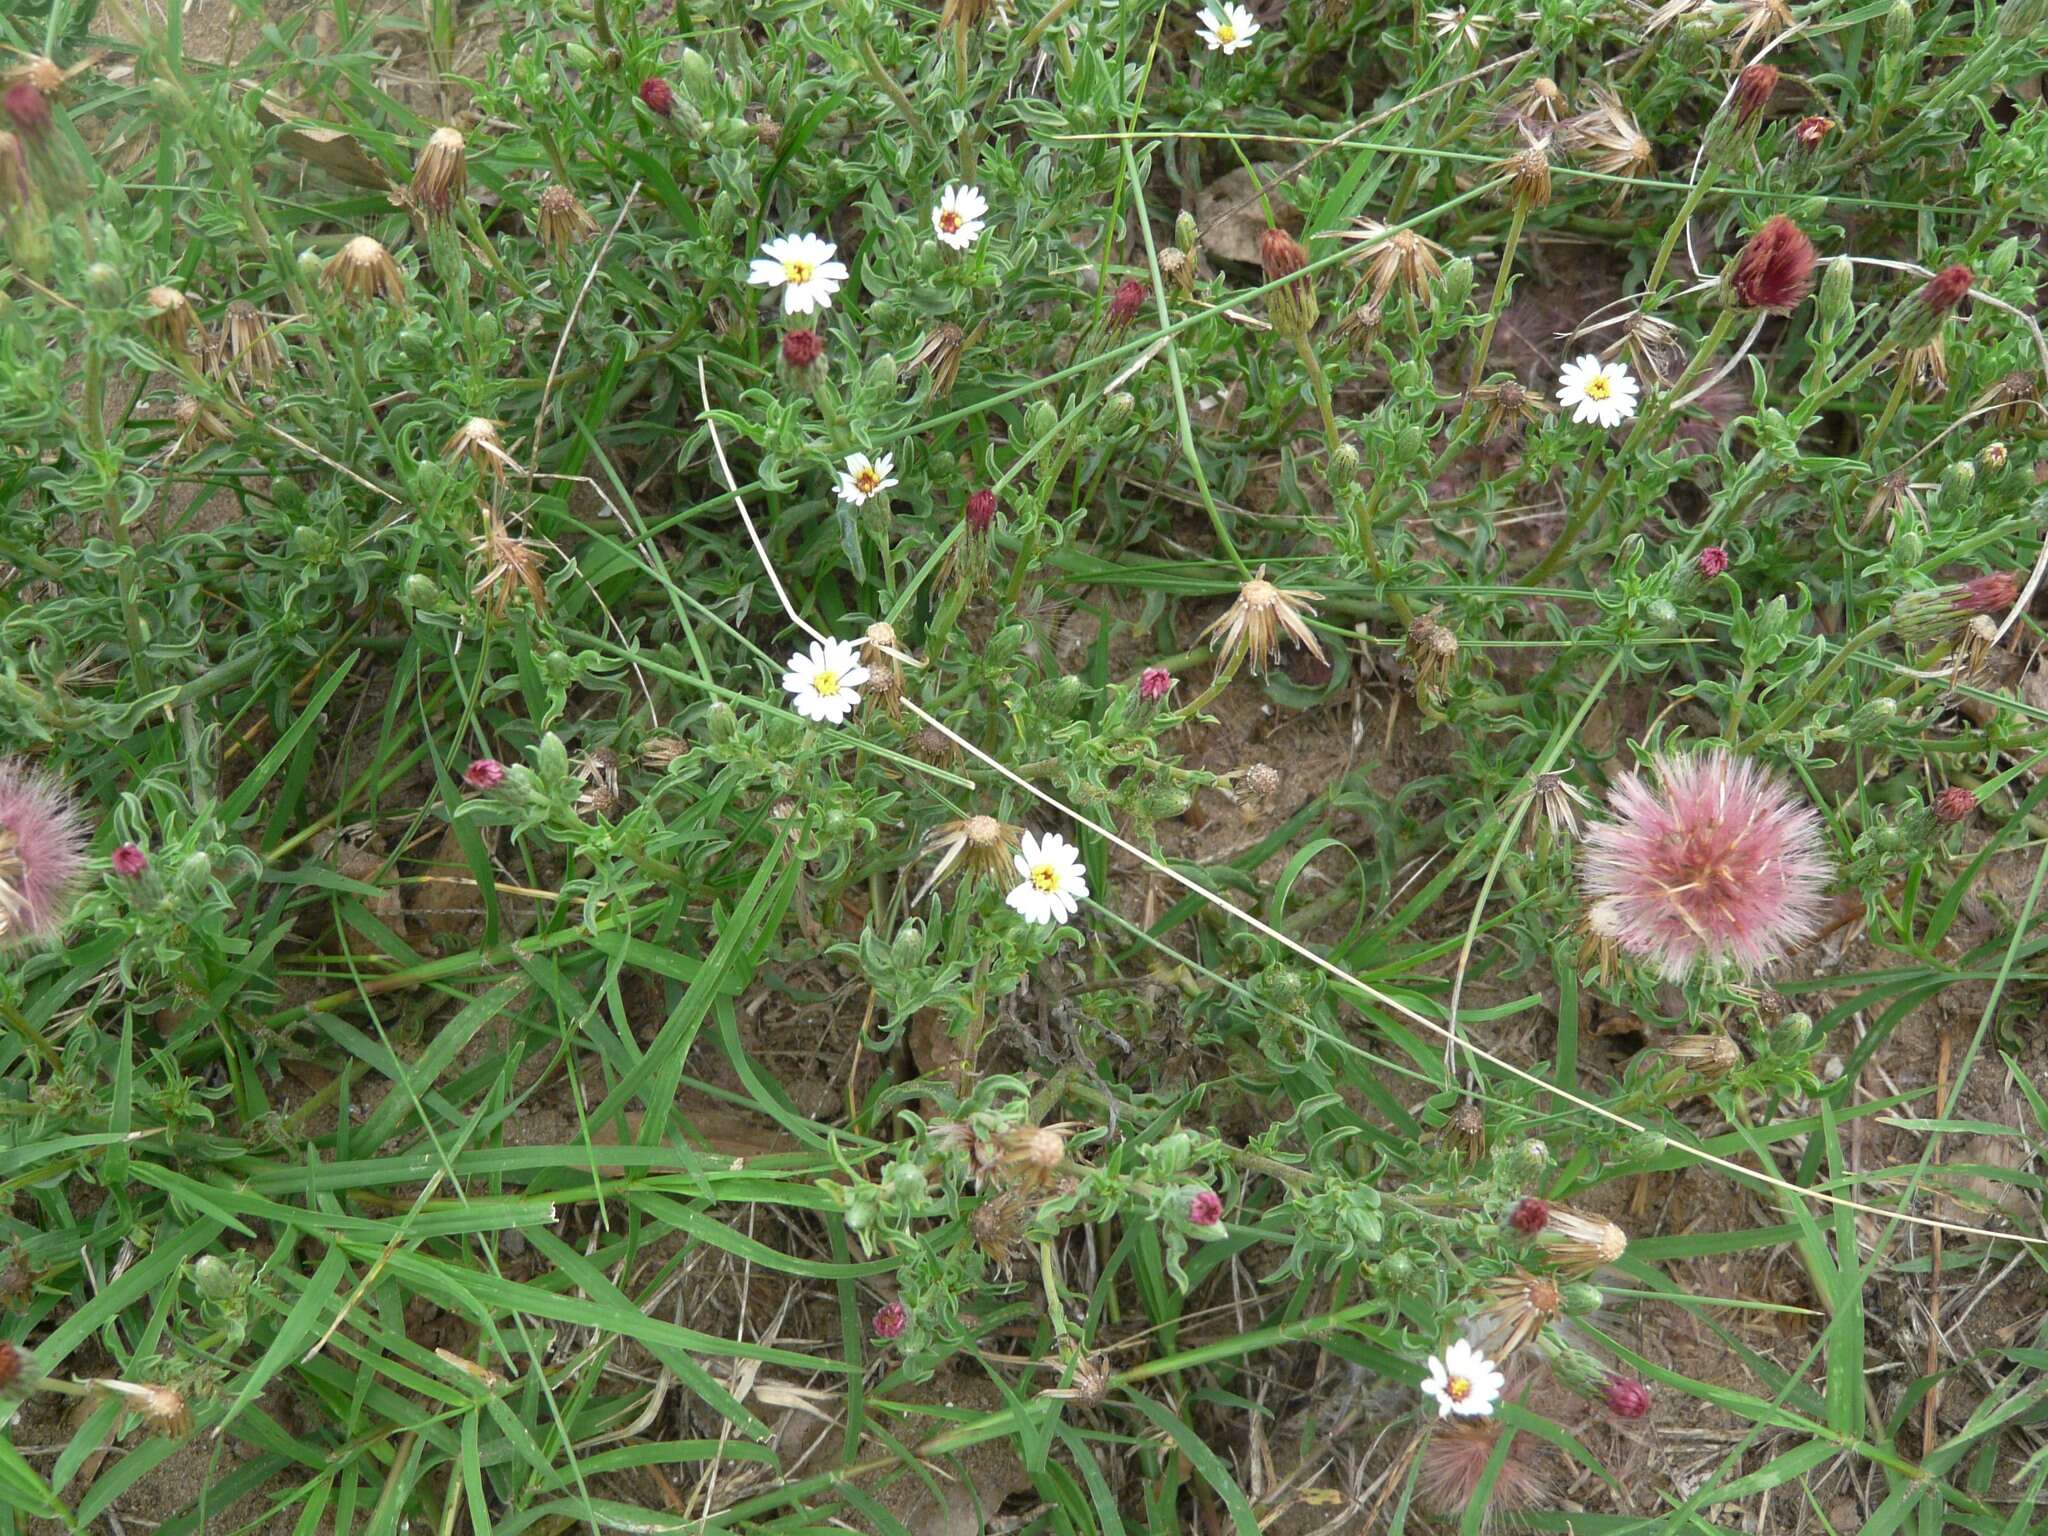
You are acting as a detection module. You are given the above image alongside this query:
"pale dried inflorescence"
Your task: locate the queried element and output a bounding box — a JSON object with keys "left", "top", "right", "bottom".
{"left": 1579, "top": 749, "right": 1832, "bottom": 980}
{"left": 1342, "top": 218, "right": 1448, "bottom": 305}
{"left": 324, "top": 235, "right": 406, "bottom": 304}
{"left": 219, "top": 299, "right": 283, "bottom": 387}
{"left": 536, "top": 184, "right": 598, "bottom": 257}
{"left": 1563, "top": 88, "right": 1655, "bottom": 204}
{"left": 409, "top": 127, "right": 468, "bottom": 221}
{"left": 916, "top": 815, "right": 1022, "bottom": 904}
{"left": 142, "top": 284, "right": 204, "bottom": 361}
{"left": 1537, "top": 1207, "right": 1630, "bottom": 1275}
{"left": 1201, "top": 566, "right": 1328, "bottom": 676}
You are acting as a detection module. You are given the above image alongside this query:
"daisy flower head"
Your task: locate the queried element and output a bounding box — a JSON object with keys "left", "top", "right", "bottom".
{"left": 1579, "top": 748, "right": 1832, "bottom": 981}
{"left": 1006, "top": 830, "right": 1089, "bottom": 925}
{"left": 1556, "top": 353, "right": 1640, "bottom": 429}
{"left": 1422, "top": 1338, "right": 1505, "bottom": 1419}
{"left": 748, "top": 231, "right": 848, "bottom": 315}
{"left": 782, "top": 637, "right": 871, "bottom": 725}
{"left": 1196, "top": 2, "right": 1260, "bottom": 53}
{"left": 836, "top": 450, "right": 898, "bottom": 506}
{"left": 931, "top": 183, "right": 989, "bottom": 250}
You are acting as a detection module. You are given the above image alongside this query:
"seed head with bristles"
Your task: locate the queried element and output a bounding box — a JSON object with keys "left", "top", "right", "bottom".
{"left": 1578, "top": 749, "right": 1832, "bottom": 980}
{"left": 1474, "top": 1269, "right": 1565, "bottom": 1357}
{"left": 1496, "top": 131, "right": 1554, "bottom": 209}
{"left": 323, "top": 235, "right": 406, "bottom": 304}
{"left": 92, "top": 1378, "right": 193, "bottom": 1438}
{"left": 168, "top": 396, "right": 232, "bottom": 460}
{"left": 1537, "top": 1207, "right": 1629, "bottom": 1275}
{"left": 1404, "top": 607, "right": 1461, "bottom": 701}
{"left": 535, "top": 184, "right": 597, "bottom": 257}
{"left": 1419, "top": 1419, "right": 1556, "bottom": 1529}
{"left": 1509, "top": 75, "right": 1568, "bottom": 125}
{"left": 218, "top": 299, "right": 282, "bottom": 387}
{"left": 142, "top": 285, "right": 204, "bottom": 361}
{"left": 409, "top": 127, "right": 468, "bottom": 221}
{"left": 1200, "top": 566, "right": 1327, "bottom": 676}
{"left": 1517, "top": 769, "right": 1592, "bottom": 843}
{"left": 915, "top": 815, "right": 1022, "bottom": 904}
{"left": 1724, "top": 214, "right": 1816, "bottom": 314}
{"left": 444, "top": 416, "right": 518, "bottom": 478}
{"left": 1655, "top": 1033, "right": 1744, "bottom": 1075}
{"left": 471, "top": 510, "right": 549, "bottom": 616}
{"left": 1342, "top": 218, "right": 1449, "bottom": 305}
{"left": 971, "top": 1186, "right": 1033, "bottom": 1276}
{"left": 1563, "top": 88, "right": 1655, "bottom": 197}
{"left": 0, "top": 759, "right": 86, "bottom": 947}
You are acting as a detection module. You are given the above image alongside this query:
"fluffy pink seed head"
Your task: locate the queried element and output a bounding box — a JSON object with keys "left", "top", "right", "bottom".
{"left": 1578, "top": 749, "right": 1832, "bottom": 981}
{"left": 0, "top": 759, "right": 88, "bottom": 947}
{"left": 1418, "top": 1420, "right": 1553, "bottom": 1526}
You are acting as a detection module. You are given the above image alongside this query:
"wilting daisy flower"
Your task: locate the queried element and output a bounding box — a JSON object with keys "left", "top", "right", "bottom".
{"left": 1555, "top": 353, "right": 1640, "bottom": 429}
{"left": 1006, "top": 830, "right": 1088, "bottom": 925}
{"left": 1196, "top": 2, "right": 1260, "bottom": 52}
{"left": 748, "top": 232, "right": 849, "bottom": 315}
{"left": 836, "top": 451, "right": 898, "bottom": 506}
{"left": 782, "top": 637, "right": 871, "bottom": 725}
{"left": 1579, "top": 749, "right": 1831, "bottom": 981}
{"left": 931, "top": 183, "right": 989, "bottom": 250}
{"left": 1422, "top": 1339, "right": 1505, "bottom": 1419}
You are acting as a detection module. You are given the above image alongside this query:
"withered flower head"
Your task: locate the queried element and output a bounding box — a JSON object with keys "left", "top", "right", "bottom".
{"left": 1730, "top": 63, "right": 1779, "bottom": 125}
{"left": 168, "top": 395, "right": 232, "bottom": 459}
{"left": 1537, "top": 1208, "right": 1628, "bottom": 1274}
{"left": 1343, "top": 218, "right": 1448, "bottom": 305}
{"left": 471, "top": 509, "right": 548, "bottom": 617}
{"left": 1258, "top": 226, "right": 1319, "bottom": 338}
{"left": 1517, "top": 769, "right": 1592, "bottom": 843}
{"left": 535, "top": 184, "right": 597, "bottom": 257}
{"left": 1419, "top": 1419, "right": 1557, "bottom": 1526}
{"left": 0, "top": 129, "right": 30, "bottom": 210}
{"left": 323, "top": 235, "right": 406, "bottom": 305}
{"left": 142, "top": 284, "right": 203, "bottom": 360}
{"left": 1476, "top": 1269, "right": 1565, "bottom": 1357}
{"left": 1403, "top": 606, "right": 1461, "bottom": 701}
{"left": 1563, "top": 88, "right": 1655, "bottom": 196}
{"left": 1897, "top": 332, "right": 1949, "bottom": 400}
{"left": 1725, "top": 214, "right": 1817, "bottom": 314}
{"left": 1497, "top": 133, "right": 1554, "bottom": 209}
{"left": 641, "top": 734, "right": 689, "bottom": 771}
{"left": 1158, "top": 244, "right": 1193, "bottom": 295}
{"left": 915, "top": 815, "right": 1023, "bottom": 904}
{"left": 1039, "top": 1346, "right": 1111, "bottom": 1405}
{"left": 445, "top": 416, "right": 517, "bottom": 478}
{"left": 907, "top": 321, "right": 968, "bottom": 398}
{"left": 941, "top": 0, "right": 1010, "bottom": 30}
{"left": 1733, "top": 0, "right": 1795, "bottom": 57}
{"left": 1243, "top": 762, "right": 1282, "bottom": 801}
{"left": 219, "top": 299, "right": 283, "bottom": 387}
{"left": 409, "top": 127, "right": 468, "bottom": 221}
{"left": 1973, "top": 368, "right": 2040, "bottom": 432}
{"left": 1510, "top": 75, "right": 1568, "bottom": 124}
{"left": 1618, "top": 311, "right": 1687, "bottom": 386}
{"left": 1656, "top": 1033, "right": 1743, "bottom": 1075}
{"left": 993, "top": 1123, "right": 1075, "bottom": 1191}
{"left": 1469, "top": 378, "right": 1551, "bottom": 443}
{"left": 861, "top": 620, "right": 906, "bottom": 716}
{"left": 93, "top": 1379, "right": 192, "bottom": 1438}
{"left": 1199, "top": 565, "right": 1328, "bottom": 676}
{"left": 970, "top": 1186, "right": 1033, "bottom": 1276}
{"left": 575, "top": 747, "right": 620, "bottom": 820}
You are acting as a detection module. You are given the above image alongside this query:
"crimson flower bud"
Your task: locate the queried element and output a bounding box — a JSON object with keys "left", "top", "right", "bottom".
{"left": 2, "top": 83, "right": 50, "bottom": 142}
{"left": 965, "top": 489, "right": 998, "bottom": 533}
{"left": 1139, "top": 667, "right": 1174, "bottom": 703}
{"left": 1932, "top": 787, "right": 1978, "bottom": 824}
{"left": 1696, "top": 546, "right": 1730, "bottom": 578}
{"left": 1731, "top": 64, "right": 1778, "bottom": 125}
{"left": 1188, "top": 1189, "right": 1223, "bottom": 1226}
{"left": 872, "top": 1300, "right": 907, "bottom": 1339}
{"left": 781, "top": 328, "right": 822, "bottom": 368}
{"left": 1725, "top": 215, "right": 1816, "bottom": 313}
{"left": 464, "top": 757, "right": 507, "bottom": 790}
{"left": 1108, "top": 278, "right": 1147, "bottom": 329}
{"left": 1509, "top": 1196, "right": 1550, "bottom": 1234}
{"left": 1792, "top": 115, "right": 1835, "bottom": 150}
{"left": 1603, "top": 1373, "right": 1652, "bottom": 1420}
{"left": 112, "top": 842, "right": 148, "bottom": 877}
{"left": 639, "top": 78, "right": 675, "bottom": 117}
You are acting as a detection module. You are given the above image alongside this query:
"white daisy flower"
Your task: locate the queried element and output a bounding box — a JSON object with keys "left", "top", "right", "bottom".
{"left": 1421, "top": 1338, "right": 1506, "bottom": 1419}
{"left": 931, "top": 184, "right": 989, "bottom": 250}
{"left": 836, "top": 451, "right": 898, "bottom": 506}
{"left": 1555, "top": 354, "right": 1641, "bottom": 429}
{"left": 1006, "top": 831, "right": 1089, "bottom": 925}
{"left": 781, "top": 637, "right": 871, "bottom": 725}
{"left": 1196, "top": 2, "right": 1260, "bottom": 52}
{"left": 747, "top": 232, "right": 849, "bottom": 315}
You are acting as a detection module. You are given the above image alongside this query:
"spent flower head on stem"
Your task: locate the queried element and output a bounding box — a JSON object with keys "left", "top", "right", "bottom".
{"left": 1725, "top": 214, "right": 1817, "bottom": 313}
{"left": 1200, "top": 566, "right": 1327, "bottom": 676}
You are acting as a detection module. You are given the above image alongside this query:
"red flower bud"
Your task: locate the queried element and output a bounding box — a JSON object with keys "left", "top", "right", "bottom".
{"left": 965, "top": 489, "right": 998, "bottom": 533}
{"left": 1139, "top": 667, "right": 1175, "bottom": 702}
{"left": 639, "top": 78, "right": 675, "bottom": 118}
{"left": 1731, "top": 64, "right": 1778, "bottom": 125}
{"left": 1792, "top": 115, "right": 1835, "bottom": 149}
{"left": 0, "top": 1340, "right": 22, "bottom": 1391}
{"left": 1920, "top": 264, "right": 1973, "bottom": 317}
{"left": 1603, "top": 1373, "right": 1651, "bottom": 1420}
{"left": 1958, "top": 570, "right": 2019, "bottom": 616}
{"left": 1188, "top": 1189, "right": 1223, "bottom": 1226}
{"left": 1258, "top": 226, "right": 1308, "bottom": 283}
{"left": 1509, "top": 1196, "right": 1550, "bottom": 1234}
{"left": 1108, "top": 278, "right": 1147, "bottom": 328}
{"left": 1697, "top": 546, "right": 1731, "bottom": 578}
{"left": 1932, "top": 787, "right": 1978, "bottom": 824}
{"left": 872, "top": 1300, "right": 907, "bottom": 1339}
{"left": 464, "top": 757, "right": 507, "bottom": 790}
{"left": 1726, "top": 215, "right": 1816, "bottom": 313}
{"left": 781, "top": 328, "right": 822, "bottom": 368}
{"left": 2, "top": 82, "right": 50, "bottom": 142}
{"left": 112, "top": 842, "right": 148, "bottom": 877}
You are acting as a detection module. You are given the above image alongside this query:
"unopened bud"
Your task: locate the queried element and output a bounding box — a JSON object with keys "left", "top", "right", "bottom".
{"left": 1437, "top": 256, "right": 1474, "bottom": 311}
{"left": 1818, "top": 256, "right": 1854, "bottom": 329}
{"left": 1175, "top": 209, "right": 1198, "bottom": 257}
{"left": 1329, "top": 442, "right": 1361, "bottom": 488}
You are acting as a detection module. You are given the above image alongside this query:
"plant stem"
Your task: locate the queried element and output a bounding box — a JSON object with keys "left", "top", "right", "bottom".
{"left": 1737, "top": 618, "right": 1894, "bottom": 750}
{"left": 1465, "top": 199, "right": 1528, "bottom": 391}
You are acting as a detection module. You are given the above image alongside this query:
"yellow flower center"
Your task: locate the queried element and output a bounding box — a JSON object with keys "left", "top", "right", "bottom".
{"left": 1584, "top": 374, "right": 1613, "bottom": 401}
{"left": 1445, "top": 1375, "right": 1472, "bottom": 1402}
{"left": 811, "top": 668, "right": 842, "bottom": 698}
{"left": 939, "top": 210, "right": 962, "bottom": 232}
{"left": 1216, "top": 21, "right": 1236, "bottom": 40}
{"left": 853, "top": 468, "right": 882, "bottom": 495}
{"left": 783, "top": 258, "right": 815, "bottom": 285}
{"left": 1030, "top": 863, "right": 1062, "bottom": 893}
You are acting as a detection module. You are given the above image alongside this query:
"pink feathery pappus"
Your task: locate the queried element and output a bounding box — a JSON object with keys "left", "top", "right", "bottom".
{"left": 0, "top": 758, "right": 87, "bottom": 946}
{"left": 1578, "top": 749, "right": 1832, "bottom": 981}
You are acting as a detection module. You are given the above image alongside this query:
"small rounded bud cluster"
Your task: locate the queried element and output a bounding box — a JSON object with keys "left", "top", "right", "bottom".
{"left": 1932, "top": 786, "right": 1978, "bottom": 824}
{"left": 781, "top": 328, "right": 823, "bottom": 369}
{"left": 872, "top": 1300, "right": 907, "bottom": 1339}
{"left": 464, "top": 757, "right": 506, "bottom": 790}
{"left": 1509, "top": 1196, "right": 1550, "bottom": 1234}
{"left": 639, "top": 78, "right": 675, "bottom": 117}
{"left": 1696, "top": 546, "right": 1731, "bottom": 578}
{"left": 1603, "top": 1373, "right": 1652, "bottom": 1420}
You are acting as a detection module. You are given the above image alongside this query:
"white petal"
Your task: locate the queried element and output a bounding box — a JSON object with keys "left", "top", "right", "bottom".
{"left": 749, "top": 259, "right": 787, "bottom": 287}
{"left": 839, "top": 663, "right": 872, "bottom": 689}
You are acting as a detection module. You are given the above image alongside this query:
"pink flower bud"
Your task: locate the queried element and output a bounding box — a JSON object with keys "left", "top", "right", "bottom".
{"left": 1696, "top": 546, "right": 1730, "bottom": 579}
{"left": 1139, "top": 667, "right": 1175, "bottom": 703}
{"left": 781, "top": 328, "right": 822, "bottom": 368}
{"left": 639, "top": 78, "right": 675, "bottom": 117}
{"left": 111, "top": 842, "right": 148, "bottom": 878}
{"left": 872, "top": 1300, "right": 907, "bottom": 1339}
{"left": 1188, "top": 1189, "right": 1223, "bottom": 1226}
{"left": 965, "top": 489, "right": 998, "bottom": 533}
{"left": 1603, "top": 1373, "right": 1652, "bottom": 1419}
{"left": 1932, "top": 787, "right": 1978, "bottom": 824}
{"left": 464, "top": 758, "right": 506, "bottom": 791}
{"left": 1108, "top": 278, "right": 1146, "bottom": 328}
{"left": 1509, "top": 1196, "right": 1550, "bottom": 1234}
